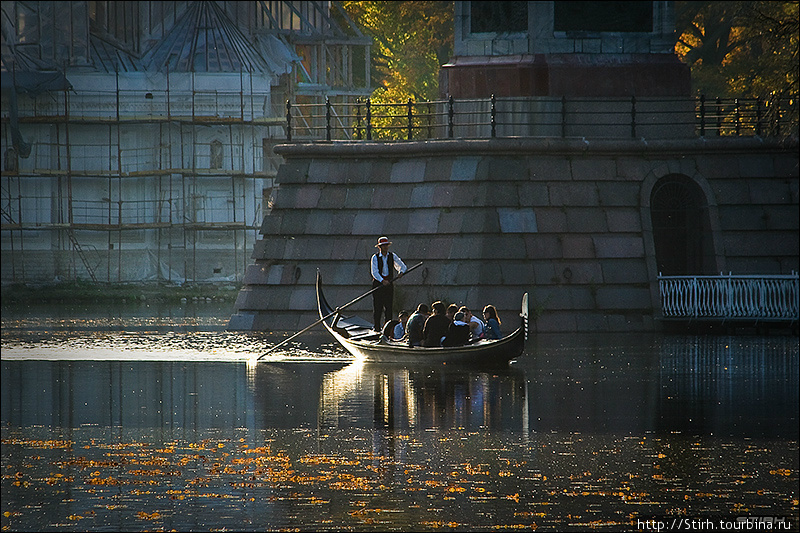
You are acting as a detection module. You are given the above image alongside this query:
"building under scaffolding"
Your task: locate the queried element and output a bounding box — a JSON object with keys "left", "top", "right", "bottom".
{"left": 1, "top": 1, "right": 371, "bottom": 284}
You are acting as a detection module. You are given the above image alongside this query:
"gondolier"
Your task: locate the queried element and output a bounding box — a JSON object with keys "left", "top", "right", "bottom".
{"left": 370, "top": 236, "right": 407, "bottom": 332}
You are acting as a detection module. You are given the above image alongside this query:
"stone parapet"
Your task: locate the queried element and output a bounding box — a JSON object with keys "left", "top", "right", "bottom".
{"left": 229, "top": 137, "right": 799, "bottom": 334}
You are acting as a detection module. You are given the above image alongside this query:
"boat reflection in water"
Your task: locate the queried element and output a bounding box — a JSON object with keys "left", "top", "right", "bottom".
{"left": 318, "top": 362, "right": 528, "bottom": 432}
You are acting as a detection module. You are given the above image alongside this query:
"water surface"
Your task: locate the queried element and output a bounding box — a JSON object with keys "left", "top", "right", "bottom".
{"left": 2, "top": 305, "right": 798, "bottom": 531}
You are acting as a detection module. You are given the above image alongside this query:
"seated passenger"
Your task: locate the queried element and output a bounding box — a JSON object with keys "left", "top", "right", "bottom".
{"left": 422, "top": 301, "right": 450, "bottom": 347}
{"left": 482, "top": 305, "right": 502, "bottom": 340}
{"left": 442, "top": 312, "right": 471, "bottom": 347}
{"left": 406, "top": 304, "right": 430, "bottom": 347}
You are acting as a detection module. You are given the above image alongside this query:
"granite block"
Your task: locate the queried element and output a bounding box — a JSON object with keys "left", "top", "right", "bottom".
{"left": 384, "top": 211, "right": 410, "bottom": 236}
{"left": 529, "top": 157, "right": 570, "bottom": 181}
{"left": 764, "top": 205, "right": 800, "bottom": 230}
{"left": 498, "top": 208, "right": 538, "bottom": 233}
{"left": 518, "top": 182, "right": 550, "bottom": 206}
{"left": 524, "top": 235, "right": 563, "bottom": 260}
{"left": 391, "top": 159, "right": 426, "bottom": 183}
{"left": 451, "top": 157, "right": 480, "bottom": 181}
{"left": 571, "top": 158, "right": 616, "bottom": 181}
{"left": 617, "top": 157, "right": 654, "bottom": 181}
{"left": 330, "top": 212, "right": 356, "bottom": 235}
{"left": 749, "top": 180, "right": 794, "bottom": 205}
{"left": 433, "top": 184, "right": 458, "bottom": 207}
{"left": 410, "top": 184, "right": 436, "bottom": 208}
{"left": 425, "top": 158, "right": 452, "bottom": 181}
{"left": 372, "top": 184, "right": 406, "bottom": 209}
{"left": 276, "top": 160, "right": 309, "bottom": 183}
{"left": 498, "top": 261, "right": 535, "bottom": 285}
{"left": 304, "top": 211, "right": 334, "bottom": 235}
{"left": 601, "top": 259, "right": 648, "bottom": 284}
{"left": 597, "top": 182, "right": 639, "bottom": 207}
{"left": 534, "top": 311, "right": 577, "bottom": 333}
{"left": 566, "top": 207, "right": 607, "bottom": 232}
{"left": 482, "top": 235, "right": 529, "bottom": 259}
{"left": 407, "top": 209, "right": 440, "bottom": 234}
{"left": 296, "top": 186, "right": 322, "bottom": 208}
{"left": 595, "top": 286, "right": 651, "bottom": 310}
{"left": 606, "top": 208, "right": 642, "bottom": 232}
{"left": 562, "top": 235, "right": 595, "bottom": 259}
{"left": 242, "top": 264, "right": 265, "bottom": 285}
{"left": 488, "top": 183, "right": 521, "bottom": 207}
{"left": 307, "top": 160, "right": 330, "bottom": 183}
{"left": 593, "top": 236, "right": 644, "bottom": 258}
{"left": 557, "top": 261, "right": 603, "bottom": 284}
{"left": 267, "top": 264, "right": 284, "bottom": 285}
{"left": 549, "top": 182, "right": 600, "bottom": 206}
{"left": 280, "top": 211, "right": 309, "bottom": 234}
{"left": 345, "top": 186, "right": 376, "bottom": 209}
{"left": 535, "top": 208, "right": 568, "bottom": 233}
{"left": 317, "top": 186, "right": 348, "bottom": 209}
{"left": 718, "top": 205, "right": 769, "bottom": 231}
{"left": 711, "top": 179, "right": 750, "bottom": 205}
{"left": 353, "top": 211, "right": 386, "bottom": 235}
{"left": 484, "top": 157, "right": 527, "bottom": 181}
{"left": 463, "top": 210, "right": 500, "bottom": 233}
{"left": 415, "top": 236, "right": 454, "bottom": 260}
{"left": 260, "top": 214, "right": 283, "bottom": 235}
{"left": 289, "top": 287, "right": 316, "bottom": 311}
{"left": 696, "top": 155, "right": 740, "bottom": 180}
{"left": 739, "top": 156, "right": 776, "bottom": 179}
{"left": 438, "top": 210, "right": 466, "bottom": 233}
{"left": 330, "top": 239, "right": 359, "bottom": 261}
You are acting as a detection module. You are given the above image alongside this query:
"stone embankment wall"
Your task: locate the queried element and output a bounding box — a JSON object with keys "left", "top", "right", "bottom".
{"left": 228, "top": 137, "right": 798, "bottom": 333}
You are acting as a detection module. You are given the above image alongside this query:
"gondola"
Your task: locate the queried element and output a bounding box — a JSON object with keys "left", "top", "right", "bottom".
{"left": 316, "top": 270, "right": 528, "bottom": 365}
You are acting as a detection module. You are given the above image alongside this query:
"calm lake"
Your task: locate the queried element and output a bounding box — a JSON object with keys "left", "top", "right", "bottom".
{"left": 2, "top": 302, "right": 798, "bottom": 531}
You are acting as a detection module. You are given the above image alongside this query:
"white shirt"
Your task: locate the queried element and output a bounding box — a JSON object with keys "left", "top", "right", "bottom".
{"left": 371, "top": 251, "right": 407, "bottom": 282}
{"left": 470, "top": 316, "right": 485, "bottom": 338}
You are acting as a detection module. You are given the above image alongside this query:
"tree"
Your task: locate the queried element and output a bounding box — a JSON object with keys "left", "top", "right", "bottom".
{"left": 340, "top": 1, "right": 453, "bottom": 103}
{"left": 675, "top": 1, "right": 798, "bottom": 134}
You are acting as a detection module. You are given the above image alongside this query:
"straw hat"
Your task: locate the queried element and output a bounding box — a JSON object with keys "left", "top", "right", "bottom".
{"left": 375, "top": 236, "right": 392, "bottom": 247}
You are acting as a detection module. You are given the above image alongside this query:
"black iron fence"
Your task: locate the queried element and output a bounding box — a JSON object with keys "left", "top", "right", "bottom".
{"left": 285, "top": 95, "right": 798, "bottom": 142}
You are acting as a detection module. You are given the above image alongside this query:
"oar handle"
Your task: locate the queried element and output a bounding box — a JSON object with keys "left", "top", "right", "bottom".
{"left": 257, "top": 261, "right": 423, "bottom": 360}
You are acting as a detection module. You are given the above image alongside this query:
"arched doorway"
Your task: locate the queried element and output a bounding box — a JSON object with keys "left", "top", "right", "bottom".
{"left": 650, "top": 174, "right": 716, "bottom": 275}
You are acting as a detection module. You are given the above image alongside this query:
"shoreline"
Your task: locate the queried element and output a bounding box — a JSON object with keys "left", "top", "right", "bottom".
{"left": 1, "top": 280, "right": 242, "bottom": 306}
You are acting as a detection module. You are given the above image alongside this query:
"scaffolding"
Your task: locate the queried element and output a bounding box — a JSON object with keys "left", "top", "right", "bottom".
{"left": 1, "top": 1, "right": 372, "bottom": 284}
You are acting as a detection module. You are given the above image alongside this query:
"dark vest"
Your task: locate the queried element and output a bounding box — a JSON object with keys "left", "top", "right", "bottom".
{"left": 375, "top": 252, "right": 395, "bottom": 281}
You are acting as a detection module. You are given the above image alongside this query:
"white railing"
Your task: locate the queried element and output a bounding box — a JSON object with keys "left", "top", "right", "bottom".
{"left": 658, "top": 273, "right": 799, "bottom": 322}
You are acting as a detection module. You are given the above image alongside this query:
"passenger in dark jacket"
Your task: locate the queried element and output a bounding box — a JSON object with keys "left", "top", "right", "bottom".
{"left": 422, "top": 301, "right": 450, "bottom": 347}
{"left": 406, "top": 304, "right": 430, "bottom": 346}
{"left": 442, "top": 311, "right": 471, "bottom": 347}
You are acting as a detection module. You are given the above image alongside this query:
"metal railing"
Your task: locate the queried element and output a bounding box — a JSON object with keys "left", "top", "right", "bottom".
{"left": 658, "top": 273, "right": 799, "bottom": 322}
{"left": 285, "top": 95, "right": 798, "bottom": 142}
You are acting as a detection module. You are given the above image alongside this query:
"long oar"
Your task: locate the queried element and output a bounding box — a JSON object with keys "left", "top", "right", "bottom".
{"left": 257, "top": 261, "right": 423, "bottom": 360}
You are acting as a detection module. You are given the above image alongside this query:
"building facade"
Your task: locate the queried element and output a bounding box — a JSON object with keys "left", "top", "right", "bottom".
{"left": 1, "top": 1, "right": 371, "bottom": 284}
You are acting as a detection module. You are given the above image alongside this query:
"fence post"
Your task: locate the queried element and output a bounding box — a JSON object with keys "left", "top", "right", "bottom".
{"left": 490, "top": 94, "right": 496, "bottom": 138}
{"left": 325, "top": 97, "right": 332, "bottom": 141}
{"left": 355, "top": 100, "right": 362, "bottom": 140}
{"left": 699, "top": 95, "right": 706, "bottom": 136}
{"left": 561, "top": 95, "right": 567, "bottom": 138}
{"left": 755, "top": 96, "right": 762, "bottom": 137}
{"left": 407, "top": 98, "right": 413, "bottom": 140}
{"left": 630, "top": 95, "right": 637, "bottom": 138}
{"left": 286, "top": 100, "right": 292, "bottom": 142}
{"left": 448, "top": 96, "right": 454, "bottom": 138}
{"left": 734, "top": 98, "right": 741, "bottom": 136}
{"left": 426, "top": 101, "right": 433, "bottom": 138}
{"left": 366, "top": 98, "right": 372, "bottom": 140}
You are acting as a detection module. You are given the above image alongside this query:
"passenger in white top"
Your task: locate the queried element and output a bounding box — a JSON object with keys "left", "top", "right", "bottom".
{"left": 459, "top": 306, "right": 485, "bottom": 341}
{"left": 370, "top": 236, "right": 408, "bottom": 331}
